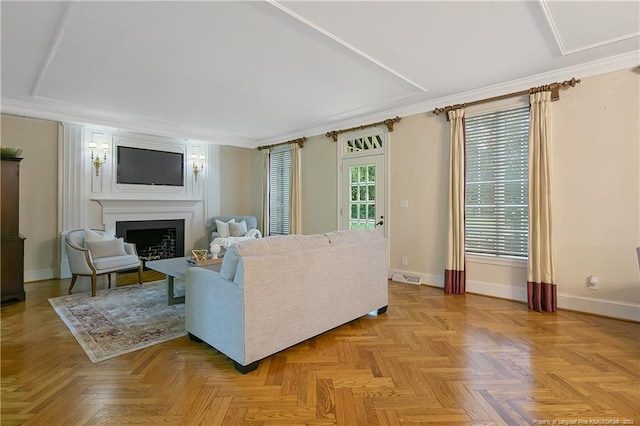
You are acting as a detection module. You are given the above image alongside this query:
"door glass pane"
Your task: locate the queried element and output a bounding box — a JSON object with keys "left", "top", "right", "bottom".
{"left": 368, "top": 185, "right": 375, "bottom": 201}
{"left": 346, "top": 163, "right": 377, "bottom": 230}
{"left": 367, "top": 204, "right": 375, "bottom": 219}
{"left": 344, "top": 134, "right": 385, "bottom": 154}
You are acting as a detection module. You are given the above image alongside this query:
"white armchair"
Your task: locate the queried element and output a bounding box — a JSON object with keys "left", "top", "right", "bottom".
{"left": 65, "top": 229, "right": 143, "bottom": 297}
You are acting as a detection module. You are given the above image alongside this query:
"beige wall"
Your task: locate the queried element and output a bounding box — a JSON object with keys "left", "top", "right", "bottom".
{"left": 218, "top": 146, "right": 255, "bottom": 217}
{"left": 300, "top": 135, "right": 338, "bottom": 235}
{"left": 1, "top": 114, "right": 58, "bottom": 281}
{"left": 389, "top": 113, "right": 449, "bottom": 279}
{"left": 552, "top": 68, "right": 639, "bottom": 304}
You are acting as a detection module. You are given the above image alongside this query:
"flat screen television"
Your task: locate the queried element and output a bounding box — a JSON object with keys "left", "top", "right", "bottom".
{"left": 117, "top": 146, "right": 184, "bottom": 186}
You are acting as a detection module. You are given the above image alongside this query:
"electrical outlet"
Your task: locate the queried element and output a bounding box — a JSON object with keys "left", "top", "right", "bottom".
{"left": 587, "top": 275, "right": 599, "bottom": 290}
{"left": 401, "top": 256, "right": 408, "bottom": 266}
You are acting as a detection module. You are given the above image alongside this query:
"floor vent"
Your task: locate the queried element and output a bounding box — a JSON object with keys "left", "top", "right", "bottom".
{"left": 391, "top": 272, "right": 422, "bottom": 285}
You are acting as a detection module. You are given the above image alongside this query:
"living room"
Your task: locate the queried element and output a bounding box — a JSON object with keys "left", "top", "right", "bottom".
{"left": 1, "top": 1, "right": 639, "bottom": 424}
{"left": 3, "top": 64, "right": 638, "bottom": 321}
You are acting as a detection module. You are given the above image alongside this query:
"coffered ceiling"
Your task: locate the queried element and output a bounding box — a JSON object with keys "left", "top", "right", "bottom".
{"left": 1, "top": 1, "right": 638, "bottom": 148}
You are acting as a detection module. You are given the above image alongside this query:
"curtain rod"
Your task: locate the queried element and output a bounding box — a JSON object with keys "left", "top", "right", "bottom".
{"left": 257, "top": 137, "right": 306, "bottom": 151}
{"left": 433, "top": 77, "right": 581, "bottom": 118}
{"left": 325, "top": 116, "right": 401, "bottom": 142}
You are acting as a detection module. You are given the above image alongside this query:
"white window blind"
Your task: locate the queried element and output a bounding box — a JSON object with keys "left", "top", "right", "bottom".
{"left": 465, "top": 105, "right": 529, "bottom": 258}
{"left": 269, "top": 147, "right": 291, "bottom": 236}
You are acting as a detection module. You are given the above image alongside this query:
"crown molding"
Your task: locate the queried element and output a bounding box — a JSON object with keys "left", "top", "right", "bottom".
{"left": 0, "top": 98, "right": 256, "bottom": 148}
{"left": 254, "top": 51, "right": 639, "bottom": 145}
{"left": 3, "top": 51, "right": 638, "bottom": 149}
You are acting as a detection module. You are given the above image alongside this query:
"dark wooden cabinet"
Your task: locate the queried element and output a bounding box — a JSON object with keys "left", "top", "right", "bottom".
{"left": 1, "top": 157, "right": 25, "bottom": 302}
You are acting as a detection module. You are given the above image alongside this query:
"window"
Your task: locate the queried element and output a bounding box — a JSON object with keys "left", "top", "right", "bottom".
{"left": 268, "top": 146, "right": 291, "bottom": 235}
{"left": 465, "top": 105, "right": 529, "bottom": 258}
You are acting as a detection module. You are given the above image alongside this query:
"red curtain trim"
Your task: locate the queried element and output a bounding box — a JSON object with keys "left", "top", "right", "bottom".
{"left": 527, "top": 281, "right": 557, "bottom": 313}
{"left": 444, "top": 269, "right": 465, "bottom": 294}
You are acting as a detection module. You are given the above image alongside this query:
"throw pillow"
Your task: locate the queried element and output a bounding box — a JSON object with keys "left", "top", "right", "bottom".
{"left": 215, "top": 218, "right": 235, "bottom": 238}
{"left": 84, "top": 228, "right": 115, "bottom": 242}
{"left": 229, "top": 220, "right": 247, "bottom": 237}
{"left": 83, "top": 228, "right": 115, "bottom": 247}
{"left": 87, "top": 238, "right": 127, "bottom": 259}
{"left": 220, "top": 243, "right": 241, "bottom": 281}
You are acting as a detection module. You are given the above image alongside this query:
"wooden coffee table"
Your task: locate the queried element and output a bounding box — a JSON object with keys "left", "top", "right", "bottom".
{"left": 146, "top": 256, "right": 222, "bottom": 305}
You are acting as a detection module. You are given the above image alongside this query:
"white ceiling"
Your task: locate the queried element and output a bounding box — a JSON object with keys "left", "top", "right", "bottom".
{"left": 2, "top": 1, "right": 638, "bottom": 148}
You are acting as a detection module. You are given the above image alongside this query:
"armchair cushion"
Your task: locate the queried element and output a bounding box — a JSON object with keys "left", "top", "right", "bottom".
{"left": 87, "top": 238, "right": 127, "bottom": 259}
{"left": 93, "top": 254, "right": 141, "bottom": 271}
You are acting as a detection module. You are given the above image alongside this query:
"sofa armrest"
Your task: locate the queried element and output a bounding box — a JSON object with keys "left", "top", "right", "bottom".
{"left": 185, "top": 267, "right": 245, "bottom": 364}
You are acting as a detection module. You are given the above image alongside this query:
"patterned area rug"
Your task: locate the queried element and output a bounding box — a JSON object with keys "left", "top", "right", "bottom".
{"left": 49, "top": 280, "right": 186, "bottom": 363}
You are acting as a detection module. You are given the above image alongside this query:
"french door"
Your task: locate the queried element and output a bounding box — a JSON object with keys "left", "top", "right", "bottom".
{"left": 341, "top": 154, "right": 386, "bottom": 234}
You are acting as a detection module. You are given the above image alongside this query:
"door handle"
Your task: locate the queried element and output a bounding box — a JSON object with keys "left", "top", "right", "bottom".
{"left": 376, "top": 216, "right": 384, "bottom": 226}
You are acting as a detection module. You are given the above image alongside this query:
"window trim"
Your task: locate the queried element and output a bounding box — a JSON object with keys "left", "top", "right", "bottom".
{"left": 465, "top": 253, "right": 527, "bottom": 269}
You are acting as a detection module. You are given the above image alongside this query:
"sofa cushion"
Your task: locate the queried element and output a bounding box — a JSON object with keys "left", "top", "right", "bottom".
{"left": 215, "top": 218, "right": 235, "bottom": 238}
{"left": 87, "top": 238, "right": 127, "bottom": 259}
{"left": 229, "top": 220, "right": 248, "bottom": 237}
{"left": 325, "top": 229, "right": 383, "bottom": 245}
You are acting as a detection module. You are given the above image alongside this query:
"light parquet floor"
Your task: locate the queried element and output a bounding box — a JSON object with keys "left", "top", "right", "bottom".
{"left": 1, "top": 275, "right": 638, "bottom": 425}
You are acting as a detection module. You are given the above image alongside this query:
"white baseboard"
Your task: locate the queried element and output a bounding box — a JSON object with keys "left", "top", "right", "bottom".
{"left": 388, "top": 269, "right": 640, "bottom": 322}
{"left": 466, "top": 279, "right": 528, "bottom": 303}
{"left": 557, "top": 293, "right": 640, "bottom": 322}
{"left": 24, "top": 268, "right": 56, "bottom": 282}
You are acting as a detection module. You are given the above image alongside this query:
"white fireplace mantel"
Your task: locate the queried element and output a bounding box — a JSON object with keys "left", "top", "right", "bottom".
{"left": 93, "top": 198, "right": 203, "bottom": 236}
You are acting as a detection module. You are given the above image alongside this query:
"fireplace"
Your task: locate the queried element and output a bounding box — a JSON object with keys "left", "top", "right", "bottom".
{"left": 116, "top": 219, "right": 185, "bottom": 263}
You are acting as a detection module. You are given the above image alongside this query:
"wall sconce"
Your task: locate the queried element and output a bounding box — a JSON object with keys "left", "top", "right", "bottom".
{"left": 88, "top": 135, "right": 108, "bottom": 176}
{"left": 191, "top": 154, "right": 205, "bottom": 181}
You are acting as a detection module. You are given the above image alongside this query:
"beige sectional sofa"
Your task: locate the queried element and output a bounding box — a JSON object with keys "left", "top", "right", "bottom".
{"left": 185, "top": 229, "right": 388, "bottom": 373}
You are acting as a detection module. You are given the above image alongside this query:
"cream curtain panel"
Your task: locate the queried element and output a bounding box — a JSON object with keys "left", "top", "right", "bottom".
{"left": 290, "top": 143, "right": 302, "bottom": 234}
{"left": 261, "top": 148, "right": 270, "bottom": 236}
{"left": 444, "top": 108, "right": 466, "bottom": 294}
{"left": 527, "top": 91, "right": 557, "bottom": 312}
